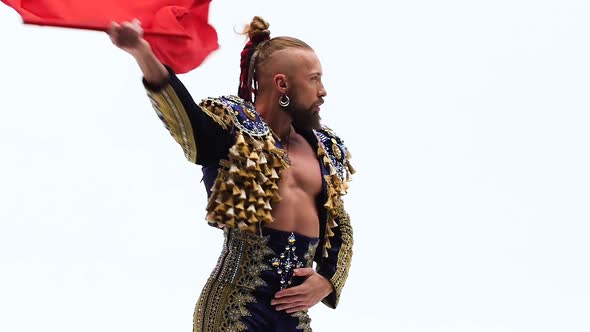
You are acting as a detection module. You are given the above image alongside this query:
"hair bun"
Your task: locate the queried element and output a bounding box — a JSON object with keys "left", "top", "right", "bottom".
{"left": 244, "top": 16, "right": 270, "bottom": 43}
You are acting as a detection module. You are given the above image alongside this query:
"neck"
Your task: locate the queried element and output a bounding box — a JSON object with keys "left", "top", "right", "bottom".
{"left": 254, "top": 93, "right": 293, "bottom": 141}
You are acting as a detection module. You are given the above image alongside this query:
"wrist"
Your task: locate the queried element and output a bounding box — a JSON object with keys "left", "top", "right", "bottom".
{"left": 130, "top": 40, "right": 152, "bottom": 60}
{"left": 318, "top": 274, "right": 334, "bottom": 297}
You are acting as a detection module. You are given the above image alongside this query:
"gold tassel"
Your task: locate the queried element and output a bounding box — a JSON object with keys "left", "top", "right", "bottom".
{"left": 252, "top": 139, "right": 264, "bottom": 150}
{"left": 247, "top": 204, "right": 257, "bottom": 213}
{"left": 236, "top": 132, "right": 246, "bottom": 145}
{"left": 347, "top": 160, "right": 356, "bottom": 175}
{"left": 329, "top": 165, "right": 336, "bottom": 175}
{"left": 232, "top": 186, "right": 241, "bottom": 196}
{"left": 223, "top": 196, "right": 234, "bottom": 206}
{"left": 255, "top": 183, "right": 265, "bottom": 195}
{"left": 229, "top": 164, "right": 240, "bottom": 173}
{"left": 257, "top": 173, "right": 268, "bottom": 185}
{"left": 271, "top": 157, "right": 283, "bottom": 168}
{"left": 249, "top": 151, "right": 259, "bottom": 161}
{"left": 327, "top": 185, "right": 337, "bottom": 196}
{"left": 326, "top": 227, "right": 335, "bottom": 237}
{"left": 219, "top": 181, "right": 227, "bottom": 191}
{"left": 247, "top": 213, "right": 258, "bottom": 223}
{"left": 324, "top": 197, "right": 333, "bottom": 209}
{"left": 238, "top": 145, "right": 250, "bottom": 156}
{"left": 229, "top": 146, "right": 240, "bottom": 158}
{"left": 270, "top": 168, "right": 279, "bottom": 179}
{"left": 248, "top": 194, "right": 257, "bottom": 203}
{"left": 226, "top": 177, "right": 235, "bottom": 186}
{"left": 246, "top": 158, "right": 256, "bottom": 170}
{"left": 206, "top": 212, "right": 216, "bottom": 222}
{"left": 264, "top": 211, "right": 273, "bottom": 223}
{"left": 328, "top": 218, "right": 338, "bottom": 228}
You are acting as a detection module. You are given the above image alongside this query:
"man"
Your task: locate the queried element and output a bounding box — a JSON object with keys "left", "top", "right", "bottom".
{"left": 108, "top": 16, "right": 354, "bottom": 332}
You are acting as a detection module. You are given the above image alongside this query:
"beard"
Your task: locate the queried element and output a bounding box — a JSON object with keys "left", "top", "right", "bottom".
{"left": 287, "top": 98, "right": 322, "bottom": 131}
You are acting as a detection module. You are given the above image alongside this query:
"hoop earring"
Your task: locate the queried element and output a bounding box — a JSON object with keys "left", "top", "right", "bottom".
{"left": 279, "top": 94, "right": 290, "bottom": 108}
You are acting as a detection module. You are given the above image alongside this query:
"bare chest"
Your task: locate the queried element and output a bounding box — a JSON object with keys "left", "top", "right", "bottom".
{"left": 279, "top": 137, "right": 323, "bottom": 197}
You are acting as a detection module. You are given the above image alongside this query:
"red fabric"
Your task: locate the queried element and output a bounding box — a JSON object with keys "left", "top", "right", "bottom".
{"left": 1, "top": 0, "right": 218, "bottom": 73}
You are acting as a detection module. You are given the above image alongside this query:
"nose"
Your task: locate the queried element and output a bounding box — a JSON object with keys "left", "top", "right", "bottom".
{"left": 319, "top": 84, "right": 327, "bottom": 98}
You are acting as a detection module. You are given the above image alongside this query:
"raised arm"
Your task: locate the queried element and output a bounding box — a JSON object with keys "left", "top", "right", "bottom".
{"left": 107, "top": 20, "right": 169, "bottom": 87}
{"left": 107, "top": 20, "right": 232, "bottom": 166}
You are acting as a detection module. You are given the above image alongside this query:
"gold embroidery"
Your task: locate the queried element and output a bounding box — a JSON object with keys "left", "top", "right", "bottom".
{"left": 331, "top": 138, "right": 342, "bottom": 160}
{"left": 291, "top": 310, "right": 313, "bottom": 331}
{"left": 147, "top": 85, "right": 197, "bottom": 163}
{"left": 193, "top": 229, "right": 275, "bottom": 332}
{"left": 325, "top": 197, "right": 353, "bottom": 308}
{"left": 244, "top": 108, "right": 257, "bottom": 120}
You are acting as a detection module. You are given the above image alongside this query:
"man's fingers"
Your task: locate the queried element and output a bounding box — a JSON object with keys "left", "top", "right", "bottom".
{"left": 271, "top": 294, "right": 306, "bottom": 306}
{"left": 274, "top": 284, "right": 305, "bottom": 298}
{"left": 106, "top": 22, "right": 120, "bottom": 37}
{"left": 293, "top": 268, "right": 315, "bottom": 277}
{"left": 275, "top": 301, "right": 308, "bottom": 312}
{"left": 109, "top": 21, "right": 121, "bottom": 30}
{"left": 121, "top": 21, "right": 136, "bottom": 31}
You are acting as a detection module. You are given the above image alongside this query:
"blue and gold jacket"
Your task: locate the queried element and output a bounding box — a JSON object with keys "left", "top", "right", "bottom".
{"left": 144, "top": 69, "right": 354, "bottom": 308}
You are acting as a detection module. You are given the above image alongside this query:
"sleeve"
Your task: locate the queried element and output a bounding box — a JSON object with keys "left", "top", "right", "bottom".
{"left": 143, "top": 66, "right": 233, "bottom": 166}
{"left": 315, "top": 196, "right": 354, "bottom": 309}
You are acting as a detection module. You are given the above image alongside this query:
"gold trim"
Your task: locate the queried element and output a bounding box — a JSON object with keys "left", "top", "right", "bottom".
{"left": 147, "top": 85, "right": 197, "bottom": 163}
{"left": 193, "top": 229, "right": 274, "bottom": 331}
{"left": 328, "top": 197, "right": 353, "bottom": 307}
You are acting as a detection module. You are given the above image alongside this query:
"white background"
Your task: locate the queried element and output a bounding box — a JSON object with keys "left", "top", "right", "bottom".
{"left": 1, "top": 1, "right": 590, "bottom": 331}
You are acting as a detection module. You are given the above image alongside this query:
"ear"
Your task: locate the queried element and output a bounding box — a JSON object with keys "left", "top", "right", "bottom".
{"left": 273, "top": 73, "right": 288, "bottom": 94}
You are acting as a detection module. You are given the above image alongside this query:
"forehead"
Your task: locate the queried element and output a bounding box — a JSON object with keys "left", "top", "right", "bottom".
{"left": 293, "top": 49, "right": 322, "bottom": 73}
{"left": 274, "top": 48, "right": 322, "bottom": 75}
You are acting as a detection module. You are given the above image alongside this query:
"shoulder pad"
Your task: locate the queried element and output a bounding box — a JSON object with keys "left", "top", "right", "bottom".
{"left": 314, "top": 126, "right": 352, "bottom": 181}
{"left": 198, "top": 95, "right": 270, "bottom": 137}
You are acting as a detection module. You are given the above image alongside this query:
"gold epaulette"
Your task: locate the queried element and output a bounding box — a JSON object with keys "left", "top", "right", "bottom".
{"left": 314, "top": 126, "right": 355, "bottom": 257}
{"left": 200, "top": 96, "right": 290, "bottom": 233}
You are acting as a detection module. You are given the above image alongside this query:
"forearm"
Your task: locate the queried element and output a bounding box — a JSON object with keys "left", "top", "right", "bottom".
{"left": 132, "top": 41, "right": 169, "bottom": 87}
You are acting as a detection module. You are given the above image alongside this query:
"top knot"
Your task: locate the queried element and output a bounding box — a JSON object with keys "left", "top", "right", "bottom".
{"left": 243, "top": 16, "right": 270, "bottom": 43}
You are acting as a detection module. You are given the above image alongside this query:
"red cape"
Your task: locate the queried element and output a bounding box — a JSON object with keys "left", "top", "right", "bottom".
{"left": 1, "top": 0, "right": 219, "bottom": 73}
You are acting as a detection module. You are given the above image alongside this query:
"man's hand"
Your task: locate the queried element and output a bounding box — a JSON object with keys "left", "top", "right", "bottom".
{"left": 271, "top": 268, "right": 334, "bottom": 313}
{"left": 107, "top": 19, "right": 169, "bottom": 87}
{"left": 107, "top": 19, "right": 150, "bottom": 58}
